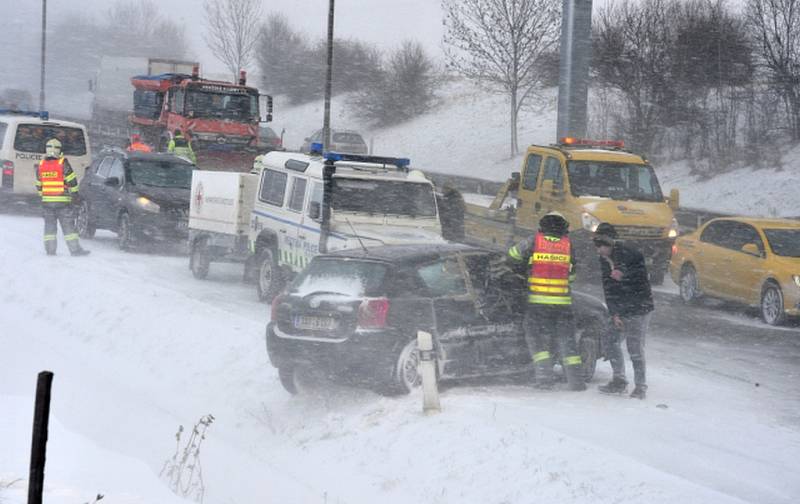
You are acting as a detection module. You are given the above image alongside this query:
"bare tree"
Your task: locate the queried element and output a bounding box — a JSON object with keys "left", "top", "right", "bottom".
{"left": 442, "top": 0, "right": 561, "bottom": 156}
{"left": 746, "top": 0, "right": 800, "bottom": 140}
{"left": 203, "top": 0, "right": 262, "bottom": 80}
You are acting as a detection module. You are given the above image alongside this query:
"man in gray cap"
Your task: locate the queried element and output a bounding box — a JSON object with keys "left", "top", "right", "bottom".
{"left": 593, "top": 223, "right": 653, "bottom": 399}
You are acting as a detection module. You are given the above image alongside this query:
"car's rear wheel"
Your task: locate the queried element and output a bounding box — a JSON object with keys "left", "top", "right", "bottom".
{"left": 190, "top": 239, "right": 210, "bottom": 279}
{"left": 76, "top": 200, "right": 96, "bottom": 239}
{"left": 278, "top": 367, "right": 299, "bottom": 395}
{"left": 380, "top": 339, "right": 422, "bottom": 396}
{"left": 761, "top": 282, "right": 786, "bottom": 326}
{"left": 118, "top": 213, "right": 134, "bottom": 251}
{"left": 679, "top": 265, "right": 700, "bottom": 304}
{"left": 256, "top": 248, "right": 281, "bottom": 302}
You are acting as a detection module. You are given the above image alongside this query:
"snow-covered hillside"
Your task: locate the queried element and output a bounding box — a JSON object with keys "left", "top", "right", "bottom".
{"left": 273, "top": 79, "right": 799, "bottom": 217}
{"left": 2, "top": 215, "right": 798, "bottom": 504}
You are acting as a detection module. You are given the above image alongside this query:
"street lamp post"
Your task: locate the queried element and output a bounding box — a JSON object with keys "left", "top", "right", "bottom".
{"left": 556, "top": 0, "right": 593, "bottom": 140}
{"left": 322, "top": 0, "right": 335, "bottom": 151}
{"left": 40, "top": 0, "right": 47, "bottom": 111}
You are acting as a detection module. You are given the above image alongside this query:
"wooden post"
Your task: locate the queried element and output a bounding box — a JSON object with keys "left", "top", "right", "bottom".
{"left": 28, "top": 371, "right": 54, "bottom": 504}
{"left": 417, "top": 331, "right": 440, "bottom": 413}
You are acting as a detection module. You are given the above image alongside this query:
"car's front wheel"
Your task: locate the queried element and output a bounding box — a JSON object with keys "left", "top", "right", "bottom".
{"left": 75, "top": 200, "right": 96, "bottom": 239}
{"left": 118, "top": 213, "right": 134, "bottom": 251}
{"left": 380, "top": 339, "right": 422, "bottom": 396}
{"left": 679, "top": 264, "right": 700, "bottom": 304}
{"left": 256, "top": 248, "right": 281, "bottom": 302}
{"left": 761, "top": 282, "right": 786, "bottom": 326}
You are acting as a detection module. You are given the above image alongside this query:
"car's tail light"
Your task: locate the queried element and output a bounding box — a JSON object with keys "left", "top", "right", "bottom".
{"left": 271, "top": 294, "right": 284, "bottom": 321}
{"left": 1, "top": 160, "right": 13, "bottom": 189}
{"left": 358, "top": 298, "right": 390, "bottom": 329}
{"left": 671, "top": 244, "right": 678, "bottom": 256}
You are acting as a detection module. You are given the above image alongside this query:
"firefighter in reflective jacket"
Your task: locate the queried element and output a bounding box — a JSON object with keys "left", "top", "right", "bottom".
{"left": 35, "top": 138, "right": 90, "bottom": 256}
{"left": 508, "top": 212, "right": 584, "bottom": 390}
{"left": 167, "top": 130, "right": 196, "bottom": 163}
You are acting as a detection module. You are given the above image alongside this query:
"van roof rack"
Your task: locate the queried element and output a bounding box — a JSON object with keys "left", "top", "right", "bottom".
{"left": 0, "top": 109, "right": 49, "bottom": 120}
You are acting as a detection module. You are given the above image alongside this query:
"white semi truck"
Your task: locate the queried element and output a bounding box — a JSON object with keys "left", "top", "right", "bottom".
{"left": 188, "top": 149, "right": 445, "bottom": 300}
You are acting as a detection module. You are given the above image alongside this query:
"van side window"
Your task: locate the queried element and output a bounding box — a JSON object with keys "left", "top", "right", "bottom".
{"left": 287, "top": 177, "right": 307, "bottom": 212}
{"left": 259, "top": 169, "right": 288, "bottom": 206}
{"left": 307, "top": 182, "right": 323, "bottom": 220}
{"left": 0, "top": 122, "right": 7, "bottom": 149}
{"left": 522, "top": 154, "right": 542, "bottom": 190}
{"left": 543, "top": 157, "right": 563, "bottom": 190}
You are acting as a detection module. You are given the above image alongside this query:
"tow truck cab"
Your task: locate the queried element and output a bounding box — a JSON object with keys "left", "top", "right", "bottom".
{"left": 512, "top": 138, "right": 680, "bottom": 283}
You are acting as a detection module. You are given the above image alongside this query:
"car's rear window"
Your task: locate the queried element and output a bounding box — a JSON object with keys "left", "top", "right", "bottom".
{"left": 333, "top": 132, "right": 365, "bottom": 144}
{"left": 289, "top": 258, "right": 388, "bottom": 298}
{"left": 14, "top": 124, "right": 87, "bottom": 156}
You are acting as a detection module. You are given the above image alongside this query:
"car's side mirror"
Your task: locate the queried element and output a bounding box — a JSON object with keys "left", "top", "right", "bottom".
{"left": 669, "top": 188, "right": 680, "bottom": 210}
{"left": 741, "top": 243, "right": 761, "bottom": 257}
{"left": 104, "top": 176, "right": 120, "bottom": 187}
{"left": 308, "top": 201, "right": 322, "bottom": 221}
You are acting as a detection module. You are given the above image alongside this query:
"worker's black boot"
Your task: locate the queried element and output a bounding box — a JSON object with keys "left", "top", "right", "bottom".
{"left": 71, "top": 248, "right": 91, "bottom": 257}
{"left": 630, "top": 385, "right": 647, "bottom": 400}
{"left": 598, "top": 378, "right": 627, "bottom": 394}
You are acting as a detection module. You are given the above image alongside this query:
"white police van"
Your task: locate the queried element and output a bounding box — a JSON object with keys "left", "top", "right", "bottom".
{"left": 188, "top": 147, "right": 444, "bottom": 301}
{"left": 0, "top": 110, "right": 92, "bottom": 202}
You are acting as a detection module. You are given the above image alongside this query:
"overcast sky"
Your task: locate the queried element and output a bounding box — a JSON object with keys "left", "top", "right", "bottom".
{"left": 0, "top": 0, "right": 626, "bottom": 78}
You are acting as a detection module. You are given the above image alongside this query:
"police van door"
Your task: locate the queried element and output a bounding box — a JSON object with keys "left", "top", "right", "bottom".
{"left": 298, "top": 180, "right": 324, "bottom": 265}
{"left": 284, "top": 175, "right": 312, "bottom": 271}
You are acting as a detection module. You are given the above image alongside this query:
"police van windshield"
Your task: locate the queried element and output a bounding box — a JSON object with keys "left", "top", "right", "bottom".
{"left": 184, "top": 90, "right": 257, "bottom": 121}
{"left": 128, "top": 160, "right": 193, "bottom": 189}
{"left": 13, "top": 124, "right": 87, "bottom": 156}
{"left": 331, "top": 178, "right": 437, "bottom": 217}
{"left": 567, "top": 161, "right": 663, "bottom": 202}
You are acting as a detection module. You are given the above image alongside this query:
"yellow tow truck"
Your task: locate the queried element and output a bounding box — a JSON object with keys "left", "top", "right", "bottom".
{"left": 463, "top": 138, "right": 680, "bottom": 284}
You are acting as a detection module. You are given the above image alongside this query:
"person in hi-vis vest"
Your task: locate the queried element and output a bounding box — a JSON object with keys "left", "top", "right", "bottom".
{"left": 35, "top": 138, "right": 90, "bottom": 256}
{"left": 508, "top": 211, "right": 584, "bottom": 390}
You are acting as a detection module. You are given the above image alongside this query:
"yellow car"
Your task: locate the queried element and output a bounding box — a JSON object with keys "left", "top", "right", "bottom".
{"left": 670, "top": 217, "right": 800, "bottom": 325}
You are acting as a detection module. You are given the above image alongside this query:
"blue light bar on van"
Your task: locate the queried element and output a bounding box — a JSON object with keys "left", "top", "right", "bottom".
{"left": 310, "top": 142, "right": 324, "bottom": 154}
{"left": 0, "top": 109, "right": 49, "bottom": 120}
{"left": 324, "top": 151, "right": 411, "bottom": 170}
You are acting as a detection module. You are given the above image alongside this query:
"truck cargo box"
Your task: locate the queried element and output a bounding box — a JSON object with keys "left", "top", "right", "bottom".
{"left": 189, "top": 171, "right": 257, "bottom": 236}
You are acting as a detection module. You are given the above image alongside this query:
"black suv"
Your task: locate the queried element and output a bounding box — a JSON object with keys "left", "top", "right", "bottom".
{"left": 76, "top": 149, "right": 193, "bottom": 250}
{"left": 266, "top": 243, "right": 608, "bottom": 395}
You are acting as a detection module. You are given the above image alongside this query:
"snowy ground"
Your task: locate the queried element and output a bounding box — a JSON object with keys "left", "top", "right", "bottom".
{"left": 1, "top": 213, "right": 799, "bottom": 504}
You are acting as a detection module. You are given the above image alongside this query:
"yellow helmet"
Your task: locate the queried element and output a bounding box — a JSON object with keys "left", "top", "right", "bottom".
{"left": 45, "top": 138, "right": 62, "bottom": 158}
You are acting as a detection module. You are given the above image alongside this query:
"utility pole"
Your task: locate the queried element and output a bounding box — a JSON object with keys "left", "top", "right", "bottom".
{"left": 556, "top": 0, "right": 593, "bottom": 140}
{"left": 322, "top": 0, "right": 335, "bottom": 151}
{"left": 39, "top": 0, "right": 47, "bottom": 111}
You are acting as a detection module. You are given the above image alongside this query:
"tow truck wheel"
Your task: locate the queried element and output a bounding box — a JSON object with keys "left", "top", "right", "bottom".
{"left": 679, "top": 265, "right": 700, "bottom": 304}
{"left": 190, "top": 239, "right": 210, "bottom": 280}
{"left": 256, "top": 248, "right": 280, "bottom": 302}
{"left": 761, "top": 282, "right": 786, "bottom": 326}
{"left": 76, "top": 201, "right": 96, "bottom": 239}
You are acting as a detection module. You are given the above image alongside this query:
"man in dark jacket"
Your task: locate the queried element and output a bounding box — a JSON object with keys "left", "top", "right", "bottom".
{"left": 593, "top": 223, "right": 653, "bottom": 399}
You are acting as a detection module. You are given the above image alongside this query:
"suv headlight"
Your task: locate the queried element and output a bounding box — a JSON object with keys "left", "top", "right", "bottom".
{"left": 668, "top": 218, "right": 679, "bottom": 238}
{"left": 793, "top": 275, "right": 800, "bottom": 288}
{"left": 581, "top": 212, "right": 601, "bottom": 232}
{"left": 136, "top": 196, "right": 160, "bottom": 213}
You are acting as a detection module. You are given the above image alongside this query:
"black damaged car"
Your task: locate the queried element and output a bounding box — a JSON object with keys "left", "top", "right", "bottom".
{"left": 76, "top": 149, "right": 193, "bottom": 250}
{"left": 266, "top": 243, "right": 608, "bottom": 395}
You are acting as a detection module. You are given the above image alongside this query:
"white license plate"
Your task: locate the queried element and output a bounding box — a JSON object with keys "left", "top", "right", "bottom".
{"left": 294, "top": 315, "right": 338, "bottom": 331}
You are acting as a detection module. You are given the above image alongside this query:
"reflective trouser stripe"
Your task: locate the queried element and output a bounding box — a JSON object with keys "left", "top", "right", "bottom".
{"left": 44, "top": 234, "right": 57, "bottom": 241}
{"left": 528, "top": 294, "right": 572, "bottom": 305}
{"left": 564, "top": 355, "right": 582, "bottom": 366}
{"left": 533, "top": 351, "right": 551, "bottom": 363}
{"left": 64, "top": 233, "right": 79, "bottom": 241}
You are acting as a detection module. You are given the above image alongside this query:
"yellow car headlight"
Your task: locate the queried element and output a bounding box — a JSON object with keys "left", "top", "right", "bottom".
{"left": 668, "top": 218, "right": 679, "bottom": 238}
{"left": 136, "top": 196, "right": 160, "bottom": 213}
{"left": 793, "top": 275, "right": 800, "bottom": 288}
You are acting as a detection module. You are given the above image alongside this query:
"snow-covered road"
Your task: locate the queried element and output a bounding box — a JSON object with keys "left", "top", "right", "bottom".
{"left": 1, "top": 213, "right": 798, "bottom": 504}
